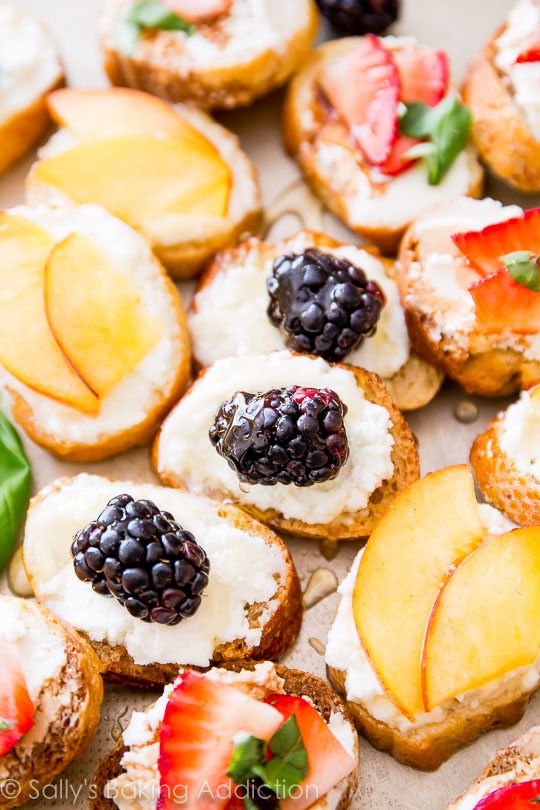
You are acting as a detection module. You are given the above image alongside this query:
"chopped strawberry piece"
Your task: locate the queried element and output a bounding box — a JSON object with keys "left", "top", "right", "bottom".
{"left": 516, "top": 40, "right": 540, "bottom": 63}
{"left": 378, "top": 134, "right": 419, "bottom": 176}
{"left": 452, "top": 208, "right": 540, "bottom": 276}
{"left": 0, "top": 647, "right": 34, "bottom": 757}
{"left": 394, "top": 46, "right": 449, "bottom": 106}
{"left": 166, "top": 0, "right": 232, "bottom": 23}
{"left": 474, "top": 779, "right": 540, "bottom": 809}
{"left": 158, "top": 671, "right": 283, "bottom": 810}
{"left": 319, "top": 35, "right": 400, "bottom": 166}
{"left": 470, "top": 268, "right": 540, "bottom": 333}
{"left": 265, "top": 694, "right": 356, "bottom": 810}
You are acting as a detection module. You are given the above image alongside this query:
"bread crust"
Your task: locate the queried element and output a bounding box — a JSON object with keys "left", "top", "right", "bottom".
{"left": 6, "top": 273, "right": 191, "bottom": 463}
{"left": 90, "top": 662, "right": 358, "bottom": 810}
{"left": 0, "top": 597, "right": 103, "bottom": 809}
{"left": 191, "top": 229, "right": 443, "bottom": 411}
{"left": 470, "top": 414, "right": 540, "bottom": 526}
{"left": 463, "top": 28, "right": 540, "bottom": 194}
{"left": 283, "top": 38, "right": 483, "bottom": 255}
{"left": 153, "top": 360, "right": 420, "bottom": 541}
{"left": 24, "top": 481, "right": 303, "bottom": 688}
{"left": 100, "top": 0, "right": 319, "bottom": 111}
{"left": 327, "top": 663, "right": 538, "bottom": 771}
{"left": 397, "top": 224, "right": 540, "bottom": 397}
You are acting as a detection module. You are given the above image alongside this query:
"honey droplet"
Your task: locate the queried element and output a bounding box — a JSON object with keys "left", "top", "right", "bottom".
{"left": 7, "top": 547, "right": 32, "bottom": 597}
{"left": 111, "top": 705, "right": 129, "bottom": 742}
{"left": 454, "top": 401, "right": 479, "bottom": 424}
{"left": 319, "top": 539, "right": 340, "bottom": 561}
{"left": 303, "top": 567, "right": 338, "bottom": 609}
{"left": 308, "top": 637, "right": 326, "bottom": 655}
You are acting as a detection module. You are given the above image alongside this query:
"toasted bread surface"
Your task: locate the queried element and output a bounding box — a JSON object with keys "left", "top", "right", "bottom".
{"left": 0, "top": 597, "right": 103, "bottom": 809}
{"left": 90, "top": 662, "right": 358, "bottom": 810}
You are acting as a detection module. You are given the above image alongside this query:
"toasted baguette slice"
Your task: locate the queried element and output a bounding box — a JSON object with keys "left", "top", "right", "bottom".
{"left": 397, "top": 197, "right": 540, "bottom": 397}
{"left": 23, "top": 475, "right": 302, "bottom": 688}
{"left": 153, "top": 351, "right": 420, "bottom": 542}
{"left": 100, "top": 0, "right": 319, "bottom": 111}
{"left": 0, "top": 5, "right": 64, "bottom": 176}
{"left": 471, "top": 389, "right": 540, "bottom": 526}
{"left": 284, "top": 36, "right": 483, "bottom": 256}
{"left": 91, "top": 661, "right": 359, "bottom": 810}
{"left": 189, "top": 229, "right": 443, "bottom": 411}
{"left": 463, "top": 1, "right": 540, "bottom": 194}
{"left": 25, "top": 92, "right": 262, "bottom": 279}
{"left": 448, "top": 726, "right": 540, "bottom": 808}
{"left": 0, "top": 203, "right": 191, "bottom": 463}
{"left": 0, "top": 595, "right": 103, "bottom": 809}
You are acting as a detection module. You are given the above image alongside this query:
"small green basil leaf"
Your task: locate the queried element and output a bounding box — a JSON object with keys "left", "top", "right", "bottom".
{"left": 403, "top": 142, "right": 438, "bottom": 160}
{"left": 227, "top": 734, "right": 266, "bottom": 785}
{"left": 529, "top": 797, "right": 540, "bottom": 805}
{"left": 428, "top": 97, "right": 472, "bottom": 185}
{"left": 0, "top": 409, "right": 31, "bottom": 573}
{"left": 254, "top": 760, "right": 306, "bottom": 800}
{"left": 0, "top": 719, "right": 14, "bottom": 732}
{"left": 127, "top": 0, "right": 195, "bottom": 32}
{"left": 399, "top": 102, "right": 434, "bottom": 139}
{"left": 502, "top": 251, "right": 540, "bottom": 291}
{"left": 267, "top": 715, "right": 308, "bottom": 776}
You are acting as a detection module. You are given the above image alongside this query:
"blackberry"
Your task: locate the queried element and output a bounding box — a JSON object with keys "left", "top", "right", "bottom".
{"left": 71, "top": 495, "right": 210, "bottom": 625}
{"left": 209, "top": 386, "right": 349, "bottom": 487}
{"left": 267, "top": 248, "right": 385, "bottom": 362}
{"left": 315, "top": 0, "right": 399, "bottom": 35}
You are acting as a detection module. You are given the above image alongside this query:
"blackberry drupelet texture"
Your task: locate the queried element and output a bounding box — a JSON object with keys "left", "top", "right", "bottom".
{"left": 267, "top": 248, "right": 385, "bottom": 361}
{"left": 315, "top": 0, "right": 399, "bottom": 35}
{"left": 209, "top": 386, "right": 349, "bottom": 487}
{"left": 71, "top": 495, "right": 210, "bottom": 625}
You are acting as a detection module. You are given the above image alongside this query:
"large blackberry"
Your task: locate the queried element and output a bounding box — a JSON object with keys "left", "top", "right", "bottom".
{"left": 267, "top": 248, "right": 385, "bottom": 362}
{"left": 209, "top": 386, "right": 349, "bottom": 487}
{"left": 71, "top": 495, "right": 210, "bottom": 625}
{"left": 315, "top": 0, "right": 399, "bottom": 35}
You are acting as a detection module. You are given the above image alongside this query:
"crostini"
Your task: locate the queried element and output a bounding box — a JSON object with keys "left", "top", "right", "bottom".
{"left": 0, "top": 4, "right": 64, "bottom": 176}
{"left": 463, "top": 0, "right": 540, "bottom": 193}
{"left": 189, "top": 230, "right": 443, "bottom": 411}
{"left": 448, "top": 726, "right": 540, "bottom": 809}
{"left": 0, "top": 203, "right": 190, "bottom": 462}
{"left": 91, "top": 661, "right": 358, "bottom": 810}
{"left": 0, "top": 595, "right": 103, "bottom": 810}
{"left": 397, "top": 197, "right": 540, "bottom": 396}
{"left": 23, "top": 474, "right": 302, "bottom": 688}
{"left": 471, "top": 385, "right": 540, "bottom": 526}
{"left": 153, "top": 350, "right": 420, "bottom": 541}
{"left": 100, "top": 0, "right": 319, "bottom": 111}
{"left": 284, "top": 35, "right": 483, "bottom": 255}
{"left": 25, "top": 87, "right": 261, "bottom": 278}
{"left": 325, "top": 465, "right": 540, "bottom": 771}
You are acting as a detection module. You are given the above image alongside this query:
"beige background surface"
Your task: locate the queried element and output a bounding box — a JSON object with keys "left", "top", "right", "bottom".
{"left": 1, "top": 0, "right": 539, "bottom": 807}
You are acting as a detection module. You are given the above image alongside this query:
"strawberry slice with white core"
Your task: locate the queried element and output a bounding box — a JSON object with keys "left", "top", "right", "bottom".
{"left": 158, "top": 671, "right": 283, "bottom": 810}
{"left": 319, "top": 35, "right": 400, "bottom": 166}
{"left": 0, "top": 646, "right": 35, "bottom": 757}
{"left": 265, "top": 694, "right": 356, "bottom": 810}
{"left": 474, "top": 779, "right": 540, "bottom": 809}
{"left": 452, "top": 208, "right": 540, "bottom": 277}
{"left": 469, "top": 268, "right": 540, "bottom": 333}
{"left": 394, "top": 46, "right": 449, "bottom": 106}
{"left": 166, "top": 0, "right": 232, "bottom": 23}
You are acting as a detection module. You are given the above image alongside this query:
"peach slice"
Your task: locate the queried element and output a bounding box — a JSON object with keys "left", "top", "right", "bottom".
{"left": 44, "top": 233, "right": 163, "bottom": 397}
{"left": 530, "top": 384, "right": 540, "bottom": 414}
{"left": 422, "top": 526, "right": 540, "bottom": 711}
{"left": 0, "top": 214, "right": 98, "bottom": 413}
{"left": 47, "top": 87, "right": 201, "bottom": 141}
{"left": 34, "top": 135, "right": 231, "bottom": 228}
{"left": 353, "top": 466, "right": 485, "bottom": 719}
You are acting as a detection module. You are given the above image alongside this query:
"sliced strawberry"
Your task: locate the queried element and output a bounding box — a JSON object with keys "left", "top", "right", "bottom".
{"left": 319, "top": 35, "right": 400, "bottom": 166}
{"left": 158, "top": 671, "right": 283, "bottom": 810}
{"left": 516, "top": 38, "right": 540, "bottom": 63}
{"left": 0, "top": 647, "right": 34, "bottom": 757}
{"left": 378, "top": 134, "right": 419, "bottom": 176}
{"left": 167, "top": 0, "right": 232, "bottom": 23}
{"left": 394, "top": 46, "right": 449, "bottom": 106}
{"left": 265, "top": 694, "right": 356, "bottom": 810}
{"left": 453, "top": 208, "right": 540, "bottom": 277}
{"left": 474, "top": 779, "right": 540, "bottom": 809}
{"left": 470, "top": 268, "right": 540, "bottom": 333}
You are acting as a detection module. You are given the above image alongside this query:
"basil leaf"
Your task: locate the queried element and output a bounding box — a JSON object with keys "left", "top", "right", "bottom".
{"left": 502, "top": 250, "right": 540, "bottom": 291}
{"left": 0, "top": 719, "right": 14, "bottom": 732}
{"left": 254, "top": 760, "right": 306, "bottom": 800}
{"left": 529, "top": 797, "right": 540, "bottom": 805}
{"left": 0, "top": 409, "right": 31, "bottom": 572}
{"left": 117, "top": 0, "right": 195, "bottom": 56}
{"left": 228, "top": 734, "right": 266, "bottom": 785}
{"left": 399, "top": 102, "right": 436, "bottom": 139}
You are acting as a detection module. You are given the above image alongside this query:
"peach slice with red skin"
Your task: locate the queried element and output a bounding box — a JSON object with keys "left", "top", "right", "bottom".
{"left": 421, "top": 526, "right": 540, "bottom": 711}
{"left": 353, "top": 466, "right": 485, "bottom": 720}
{"left": 0, "top": 214, "right": 98, "bottom": 413}
{"left": 44, "top": 233, "right": 163, "bottom": 398}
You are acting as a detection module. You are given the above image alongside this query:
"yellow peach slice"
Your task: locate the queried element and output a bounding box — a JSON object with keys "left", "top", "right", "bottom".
{"left": 0, "top": 214, "right": 98, "bottom": 413}
{"left": 530, "top": 384, "right": 540, "bottom": 414}
{"left": 34, "top": 135, "right": 231, "bottom": 228}
{"left": 353, "top": 466, "right": 485, "bottom": 720}
{"left": 422, "top": 526, "right": 540, "bottom": 711}
{"left": 47, "top": 87, "right": 201, "bottom": 141}
{"left": 44, "top": 233, "right": 163, "bottom": 397}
